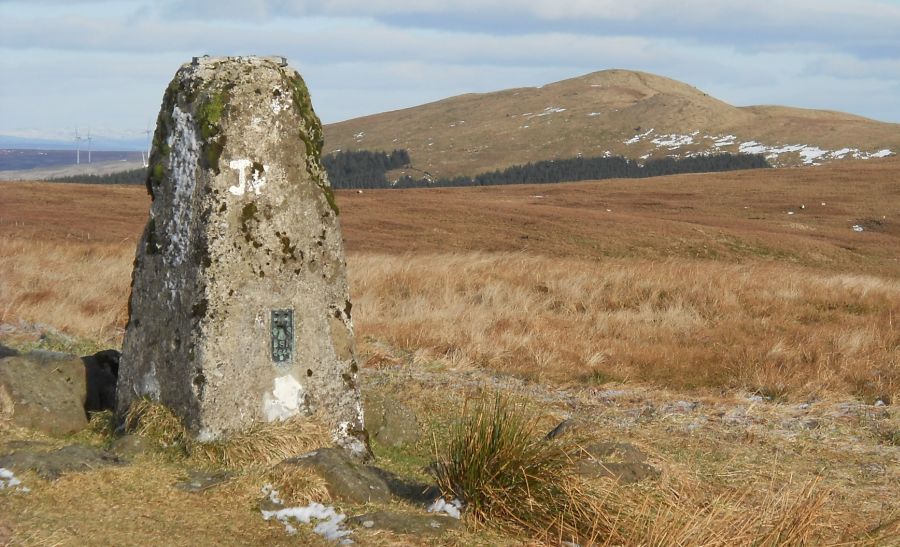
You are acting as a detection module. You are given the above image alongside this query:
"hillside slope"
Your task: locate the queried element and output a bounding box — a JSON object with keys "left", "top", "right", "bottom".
{"left": 325, "top": 69, "right": 899, "bottom": 178}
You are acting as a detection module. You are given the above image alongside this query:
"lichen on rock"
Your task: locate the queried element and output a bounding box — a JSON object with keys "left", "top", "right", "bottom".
{"left": 119, "top": 56, "right": 368, "bottom": 458}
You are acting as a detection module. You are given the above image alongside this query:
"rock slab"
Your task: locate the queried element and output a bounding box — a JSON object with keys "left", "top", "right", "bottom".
{"left": 117, "top": 56, "right": 367, "bottom": 457}
{"left": 0, "top": 352, "right": 88, "bottom": 435}
{"left": 280, "top": 448, "right": 391, "bottom": 504}
{"left": 0, "top": 444, "right": 121, "bottom": 480}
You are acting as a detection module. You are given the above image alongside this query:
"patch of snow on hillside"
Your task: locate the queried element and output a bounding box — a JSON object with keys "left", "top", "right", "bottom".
{"left": 538, "top": 107, "right": 566, "bottom": 116}
{"left": 625, "top": 128, "right": 654, "bottom": 145}
{"left": 588, "top": 112, "right": 602, "bottom": 117}
{"left": 652, "top": 133, "right": 695, "bottom": 149}
{"left": 869, "top": 149, "right": 893, "bottom": 158}
{"left": 738, "top": 141, "right": 768, "bottom": 155}
{"left": 524, "top": 107, "right": 566, "bottom": 119}
{"left": 713, "top": 135, "right": 736, "bottom": 147}
{"left": 738, "top": 141, "right": 865, "bottom": 165}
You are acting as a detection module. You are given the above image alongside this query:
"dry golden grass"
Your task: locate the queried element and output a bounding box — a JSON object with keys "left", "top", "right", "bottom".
{"left": 352, "top": 253, "right": 899, "bottom": 401}
{"left": 1, "top": 160, "right": 898, "bottom": 401}
{"left": 0, "top": 238, "right": 133, "bottom": 346}
{"left": 2, "top": 156, "right": 897, "bottom": 546}
{"left": 124, "top": 399, "right": 331, "bottom": 468}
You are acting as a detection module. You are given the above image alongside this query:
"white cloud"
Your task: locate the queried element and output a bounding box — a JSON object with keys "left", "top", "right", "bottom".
{"left": 0, "top": 0, "right": 898, "bottom": 139}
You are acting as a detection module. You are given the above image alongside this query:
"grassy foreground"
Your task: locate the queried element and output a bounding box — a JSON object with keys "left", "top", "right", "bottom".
{"left": 1, "top": 160, "right": 898, "bottom": 544}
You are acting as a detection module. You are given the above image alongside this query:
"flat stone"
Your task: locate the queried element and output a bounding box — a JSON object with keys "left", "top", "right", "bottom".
{"left": 0, "top": 444, "right": 122, "bottom": 480}
{"left": 575, "top": 441, "right": 658, "bottom": 484}
{"left": 174, "top": 469, "right": 231, "bottom": 492}
{"left": 117, "top": 56, "right": 367, "bottom": 458}
{"left": 0, "top": 345, "right": 18, "bottom": 359}
{"left": 109, "top": 434, "right": 154, "bottom": 460}
{"left": 280, "top": 447, "right": 390, "bottom": 504}
{"left": 580, "top": 442, "right": 647, "bottom": 463}
{"left": 0, "top": 352, "right": 88, "bottom": 435}
{"left": 364, "top": 392, "right": 420, "bottom": 448}
{"left": 347, "top": 511, "right": 461, "bottom": 537}
{"left": 575, "top": 460, "right": 660, "bottom": 484}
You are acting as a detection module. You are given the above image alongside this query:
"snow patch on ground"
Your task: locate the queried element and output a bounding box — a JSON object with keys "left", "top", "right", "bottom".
{"left": 0, "top": 467, "right": 29, "bottom": 492}
{"left": 428, "top": 498, "right": 463, "bottom": 519}
{"left": 624, "top": 128, "right": 654, "bottom": 145}
{"left": 651, "top": 132, "right": 696, "bottom": 149}
{"left": 260, "top": 485, "right": 353, "bottom": 543}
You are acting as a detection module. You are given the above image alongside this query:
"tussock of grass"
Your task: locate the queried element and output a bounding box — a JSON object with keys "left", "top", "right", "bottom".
{"left": 123, "top": 399, "right": 329, "bottom": 468}
{"left": 432, "top": 394, "right": 837, "bottom": 546}
{"left": 265, "top": 464, "right": 331, "bottom": 506}
{"left": 124, "top": 398, "right": 189, "bottom": 455}
{"left": 191, "top": 419, "right": 329, "bottom": 468}
{"left": 431, "top": 395, "right": 602, "bottom": 543}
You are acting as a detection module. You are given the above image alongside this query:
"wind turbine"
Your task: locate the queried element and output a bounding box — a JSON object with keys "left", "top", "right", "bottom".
{"left": 86, "top": 129, "right": 93, "bottom": 164}
{"left": 74, "top": 128, "right": 83, "bottom": 165}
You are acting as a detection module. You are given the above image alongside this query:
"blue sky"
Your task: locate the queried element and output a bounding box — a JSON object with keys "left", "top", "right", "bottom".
{"left": 1, "top": 0, "right": 899, "bottom": 146}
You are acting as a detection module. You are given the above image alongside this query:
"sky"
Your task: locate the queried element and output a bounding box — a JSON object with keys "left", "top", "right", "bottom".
{"left": 1, "top": 0, "right": 899, "bottom": 147}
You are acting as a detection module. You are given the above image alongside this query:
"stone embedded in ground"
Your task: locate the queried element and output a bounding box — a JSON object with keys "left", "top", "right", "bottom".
{"left": 117, "top": 56, "right": 367, "bottom": 457}
{"left": 364, "top": 391, "right": 421, "bottom": 448}
{"left": 280, "top": 448, "right": 391, "bottom": 504}
{"left": 347, "top": 511, "right": 462, "bottom": 537}
{"left": 174, "top": 469, "right": 231, "bottom": 493}
{"left": 0, "top": 345, "right": 18, "bottom": 359}
{"left": 109, "top": 434, "right": 154, "bottom": 461}
{"left": 0, "top": 444, "right": 122, "bottom": 480}
{"left": 575, "top": 441, "right": 659, "bottom": 484}
{"left": 0, "top": 352, "right": 88, "bottom": 435}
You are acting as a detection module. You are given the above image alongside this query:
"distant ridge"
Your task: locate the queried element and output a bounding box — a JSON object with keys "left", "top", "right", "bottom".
{"left": 324, "top": 69, "right": 899, "bottom": 178}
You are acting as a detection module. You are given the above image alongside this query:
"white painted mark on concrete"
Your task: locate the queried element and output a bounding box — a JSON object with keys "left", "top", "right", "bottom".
{"left": 228, "top": 159, "right": 269, "bottom": 196}
{"left": 263, "top": 374, "right": 304, "bottom": 421}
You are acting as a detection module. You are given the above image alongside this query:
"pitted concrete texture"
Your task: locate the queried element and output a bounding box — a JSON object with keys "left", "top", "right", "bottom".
{"left": 118, "top": 56, "right": 368, "bottom": 458}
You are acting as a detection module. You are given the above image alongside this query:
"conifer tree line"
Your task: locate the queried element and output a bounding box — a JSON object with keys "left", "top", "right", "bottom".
{"left": 45, "top": 149, "right": 769, "bottom": 188}
{"left": 322, "top": 149, "right": 411, "bottom": 189}
{"left": 50, "top": 168, "right": 148, "bottom": 185}
{"left": 391, "top": 153, "right": 770, "bottom": 189}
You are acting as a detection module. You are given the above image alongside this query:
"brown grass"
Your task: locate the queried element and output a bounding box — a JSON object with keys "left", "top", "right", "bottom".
{"left": 124, "top": 399, "right": 331, "bottom": 468}
{"left": 1, "top": 160, "right": 898, "bottom": 400}
{"left": 351, "top": 253, "right": 899, "bottom": 401}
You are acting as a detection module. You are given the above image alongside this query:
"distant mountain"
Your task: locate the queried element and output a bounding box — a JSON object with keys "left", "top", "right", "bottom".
{"left": 324, "top": 69, "right": 899, "bottom": 178}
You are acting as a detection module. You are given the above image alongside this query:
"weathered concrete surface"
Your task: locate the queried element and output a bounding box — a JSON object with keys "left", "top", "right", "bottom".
{"left": 0, "top": 352, "right": 88, "bottom": 435}
{"left": 118, "top": 56, "right": 367, "bottom": 457}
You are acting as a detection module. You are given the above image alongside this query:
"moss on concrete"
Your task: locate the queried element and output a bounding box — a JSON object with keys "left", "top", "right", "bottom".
{"left": 286, "top": 71, "right": 339, "bottom": 216}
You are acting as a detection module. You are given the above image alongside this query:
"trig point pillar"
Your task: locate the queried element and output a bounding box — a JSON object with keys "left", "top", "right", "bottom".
{"left": 117, "top": 56, "right": 368, "bottom": 458}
